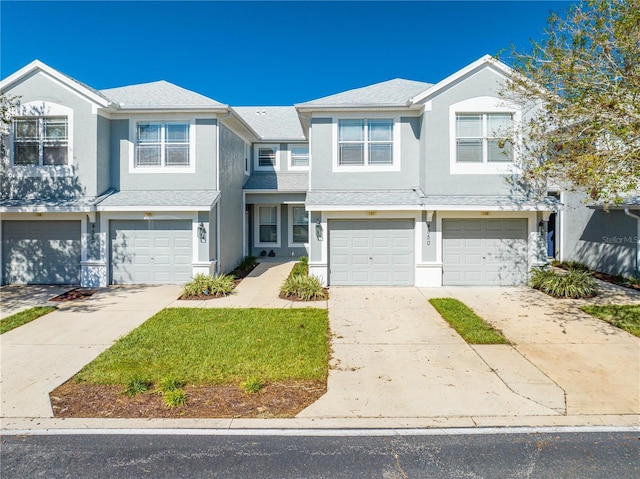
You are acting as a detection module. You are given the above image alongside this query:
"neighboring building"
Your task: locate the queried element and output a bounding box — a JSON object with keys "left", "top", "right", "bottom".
{"left": 1, "top": 55, "right": 558, "bottom": 288}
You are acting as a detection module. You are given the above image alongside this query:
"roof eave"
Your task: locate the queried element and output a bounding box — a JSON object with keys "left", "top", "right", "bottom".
{"left": 295, "top": 103, "right": 413, "bottom": 112}
{"left": 115, "top": 105, "right": 229, "bottom": 113}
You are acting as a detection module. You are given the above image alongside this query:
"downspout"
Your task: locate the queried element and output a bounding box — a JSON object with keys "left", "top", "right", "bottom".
{"left": 623, "top": 208, "right": 640, "bottom": 279}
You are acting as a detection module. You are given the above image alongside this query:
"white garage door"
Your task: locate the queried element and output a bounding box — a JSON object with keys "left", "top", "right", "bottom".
{"left": 329, "top": 219, "right": 414, "bottom": 286}
{"left": 2, "top": 220, "right": 81, "bottom": 285}
{"left": 110, "top": 220, "right": 192, "bottom": 284}
{"left": 442, "top": 218, "right": 528, "bottom": 286}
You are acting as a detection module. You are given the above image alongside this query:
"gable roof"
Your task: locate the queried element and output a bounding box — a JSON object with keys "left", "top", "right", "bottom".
{"left": 410, "top": 54, "right": 513, "bottom": 105}
{"left": 233, "top": 106, "right": 305, "bottom": 141}
{"left": 100, "top": 80, "right": 227, "bottom": 111}
{"left": 0, "top": 60, "right": 112, "bottom": 107}
{"left": 296, "top": 78, "right": 433, "bottom": 110}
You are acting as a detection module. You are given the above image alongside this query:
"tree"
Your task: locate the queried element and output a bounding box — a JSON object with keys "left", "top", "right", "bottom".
{"left": 501, "top": 0, "right": 640, "bottom": 205}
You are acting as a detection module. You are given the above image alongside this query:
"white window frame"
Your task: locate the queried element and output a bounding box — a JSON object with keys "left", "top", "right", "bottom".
{"left": 288, "top": 204, "right": 309, "bottom": 247}
{"left": 254, "top": 204, "right": 281, "bottom": 247}
{"left": 288, "top": 144, "right": 309, "bottom": 171}
{"left": 9, "top": 101, "right": 74, "bottom": 174}
{"left": 128, "top": 118, "right": 196, "bottom": 174}
{"left": 254, "top": 144, "right": 280, "bottom": 171}
{"left": 332, "top": 115, "right": 401, "bottom": 172}
{"left": 449, "top": 96, "right": 521, "bottom": 175}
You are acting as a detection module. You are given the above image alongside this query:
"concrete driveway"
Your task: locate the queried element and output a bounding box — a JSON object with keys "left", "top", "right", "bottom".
{"left": 0, "top": 285, "right": 181, "bottom": 417}
{"left": 299, "top": 287, "right": 565, "bottom": 420}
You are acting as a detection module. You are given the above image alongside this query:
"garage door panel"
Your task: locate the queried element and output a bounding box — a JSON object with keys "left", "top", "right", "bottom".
{"left": 110, "top": 220, "right": 193, "bottom": 285}
{"left": 329, "top": 219, "right": 414, "bottom": 286}
{"left": 443, "top": 218, "right": 528, "bottom": 286}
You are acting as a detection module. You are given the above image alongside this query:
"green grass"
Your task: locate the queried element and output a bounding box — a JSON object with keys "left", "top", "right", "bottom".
{"left": 75, "top": 308, "right": 329, "bottom": 385}
{"left": 0, "top": 306, "right": 56, "bottom": 335}
{"left": 428, "top": 298, "right": 510, "bottom": 344}
{"left": 580, "top": 305, "right": 640, "bottom": 338}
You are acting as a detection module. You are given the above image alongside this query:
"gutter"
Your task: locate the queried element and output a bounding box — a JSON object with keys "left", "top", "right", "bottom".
{"left": 623, "top": 208, "right": 640, "bottom": 278}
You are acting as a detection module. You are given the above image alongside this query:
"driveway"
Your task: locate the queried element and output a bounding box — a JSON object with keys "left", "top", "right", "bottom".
{"left": 299, "top": 287, "right": 565, "bottom": 420}
{"left": 0, "top": 285, "right": 181, "bottom": 417}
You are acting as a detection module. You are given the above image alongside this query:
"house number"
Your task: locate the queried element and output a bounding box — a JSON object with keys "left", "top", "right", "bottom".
{"left": 426, "top": 232, "right": 431, "bottom": 246}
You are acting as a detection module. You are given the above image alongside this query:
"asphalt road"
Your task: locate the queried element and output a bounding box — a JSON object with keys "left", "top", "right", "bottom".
{"left": 2, "top": 430, "right": 639, "bottom": 478}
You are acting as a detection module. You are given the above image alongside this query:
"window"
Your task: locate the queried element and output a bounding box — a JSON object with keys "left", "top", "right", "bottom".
{"left": 257, "top": 205, "right": 279, "bottom": 245}
{"left": 255, "top": 145, "right": 279, "bottom": 170}
{"left": 244, "top": 143, "right": 250, "bottom": 175}
{"left": 456, "top": 113, "right": 513, "bottom": 163}
{"left": 338, "top": 119, "right": 393, "bottom": 166}
{"left": 13, "top": 116, "right": 68, "bottom": 166}
{"left": 135, "top": 121, "right": 190, "bottom": 168}
{"left": 290, "top": 146, "right": 309, "bottom": 168}
{"left": 289, "top": 205, "right": 309, "bottom": 245}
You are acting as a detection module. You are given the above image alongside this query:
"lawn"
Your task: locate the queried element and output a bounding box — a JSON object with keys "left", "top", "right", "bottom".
{"left": 580, "top": 305, "right": 640, "bottom": 338}
{"left": 75, "top": 308, "right": 330, "bottom": 385}
{"left": 428, "top": 298, "right": 510, "bottom": 344}
{"left": 0, "top": 306, "right": 56, "bottom": 335}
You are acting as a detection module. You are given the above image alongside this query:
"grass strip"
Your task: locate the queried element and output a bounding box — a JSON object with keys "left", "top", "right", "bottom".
{"left": 580, "top": 305, "right": 640, "bottom": 338}
{"left": 0, "top": 306, "right": 56, "bottom": 335}
{"left": 75, "top": 308, "right": 329, "bottom": 385}
{"left": 428, "top": 298, "right": 509, "bottom": 344}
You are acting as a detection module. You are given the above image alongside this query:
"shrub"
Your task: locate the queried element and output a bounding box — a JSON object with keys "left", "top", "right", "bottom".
{"left": 123, "top": 377, "right": 152, "bottom": 397}
{"left": 158, "top": 376, "right": 184, "bottom": 393}
{"left": 163, "top": 388, "right": 188, "bottom": 408}
{"left": 530, "top": 267, "right": 597, "bottom": 299}
{"left": 281, "top": 274, "right": 327, "bottom": 301}
{"left": 181, "top": 273, "right": 235, "bottom": 298}
{"left": 551, "top": 260, "right": 591, "bottom": 273}
{"left": 231, "top": 256, "right": 258, "bottom": 277}
{"left": 289, "top": 256, "right": 309, "bottom": 277}
{"left": 241, "top": 376, "right": 263, "bottom": 394}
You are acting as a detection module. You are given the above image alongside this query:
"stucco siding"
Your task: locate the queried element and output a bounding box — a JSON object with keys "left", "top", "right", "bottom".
{"left": 96, "top": 115, "right": 111, "bottom": 195}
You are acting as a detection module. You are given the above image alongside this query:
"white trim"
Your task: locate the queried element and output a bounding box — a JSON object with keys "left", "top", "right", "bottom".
{"left": 244, "top": 142, "right": 250, "bottom": 176}
{"left": 128, "top": 118, "right": 196, "bottom": 174}
{"left": 0, "top": 60, "right": 111, "bottom": 107}
{"left": 254, "top": 144, "right": 280, "bottom": 171}
{"left": 96, "top": 205, "right": 214, "bottom": 213}
{"left": 410, "top": 54, "right": 513, "bottom": 104}
{"left": 287, "top": 144, "right": 310, "bottom": 171}
{"left": 254, "top": 204, "right": 281, "bottom": 248}
{"left": 288, "top": 204, "right": 310, "bottom": 247}
{"left": 306, "top": 204, "right": 423, "bottom": 212}
{"left": 449, "top": 96, "right": 521, "bottom": 175}
{"left": 331, "top": 115, "right": 401, "bottom": 172}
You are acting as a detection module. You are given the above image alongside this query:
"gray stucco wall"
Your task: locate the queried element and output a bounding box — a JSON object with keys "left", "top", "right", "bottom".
{"left": 96, "top": 115, "right": 111, "bottom": 195}
{"left": 309, "top": 116, "right": 421, "bottom": 191}
{"left": 113, "top": 118, "right": 217, "bottom": 191}
{"left": 2, "top": 70, "right": 100, "bottom": 199}
{"left": 422, "top": 66, "right": 518, "bottom": 196}
{"left": 218, "top": 124, "right": 246, "bottom": 272}
{"left": 562, "top": 191, "right": 638, "bottom": 277}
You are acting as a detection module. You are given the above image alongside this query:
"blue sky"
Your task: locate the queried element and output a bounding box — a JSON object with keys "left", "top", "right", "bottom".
{"left": 1, "top": 1, "right": 572, "bottom": 105}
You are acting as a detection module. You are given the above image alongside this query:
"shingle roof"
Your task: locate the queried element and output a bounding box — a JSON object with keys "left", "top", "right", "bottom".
{"left": 233, "top": 107, "right": 305, "bottom": 141}
{"left": 420, "top": 195, "right": 560, "bottom": 209}
{"left": 244, "top": 173, "right": 308, "bottom": 191}
{"left": 100, "top": 81, "right": 226, "bottom": 109}
{"left": 0, "top": 196, "right": 98, "bottom": 211}
{"left": 297, "top": 78, "right": 433, "bottom": 108}
{"left": 97, "top": 190, "right": 219, "bottom": 209}
{"left": 305, "top": 190, "right": 423, "bottom": 207}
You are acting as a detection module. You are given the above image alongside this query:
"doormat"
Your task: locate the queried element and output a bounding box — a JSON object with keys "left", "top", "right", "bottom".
{"left": 50, "top": 288, "right": 97, "bottom": 302}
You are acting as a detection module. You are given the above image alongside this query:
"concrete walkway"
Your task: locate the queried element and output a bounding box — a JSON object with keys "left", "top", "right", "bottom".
{"left": 299, "top": 287, "right": 565, "bottom": 420}
{"left": 0, "top": 285, "right": 181, "bottom": 417}
{"left": 1, "top": 285, "right": 70, "bottom": 319}
{"left": 169, "top": 260, "right": 327, "bottom": 309}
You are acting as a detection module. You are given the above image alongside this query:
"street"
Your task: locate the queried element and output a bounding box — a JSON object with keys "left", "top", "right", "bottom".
{"left": 2, "top": 430, "right": 638, "bottom": 478}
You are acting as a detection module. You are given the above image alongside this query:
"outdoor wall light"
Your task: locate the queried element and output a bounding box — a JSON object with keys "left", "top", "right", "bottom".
{"left": 315, "top": 219, "right": 323, "bottom": 241}
{"left": 198, "top": 222, "right": 207, "bottom": 243}
{"left": 538, "top": 220, "right": 546, "bottom": 235}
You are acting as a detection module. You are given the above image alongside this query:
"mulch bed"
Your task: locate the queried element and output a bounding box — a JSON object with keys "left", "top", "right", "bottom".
{"left": 49, "top": 288, "right": 97, "bottom": 302}
{"left": 592, "top": 271, "right": 640, "bottom": 291}
{"left": 279, "top": 289, "right": 330, "bottom": 302}
{"left": 50, "top": 380, "right": 326, "bottom": 419}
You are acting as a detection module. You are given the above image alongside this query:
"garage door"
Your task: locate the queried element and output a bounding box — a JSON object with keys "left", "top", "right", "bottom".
{"left": 442, "top": 218, "right": 528, "bottom": 286}
{"left": 110, "top": 220, "right": 192, "bottom": 284}
{"left": 2, "top": 220, "right": 81, "bottom": 285}
{"left": 329, "top": 219, "right": 414, "bottom": 286}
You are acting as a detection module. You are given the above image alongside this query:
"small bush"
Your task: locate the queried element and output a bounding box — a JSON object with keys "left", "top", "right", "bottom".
{"left": 281, "top": 274, "right": 327, "bottom": 301}
{"left": 530, "top": 267, "right": 597, "bottom": 299}
{"left": 123, "top": 378, "right": 152, "bottom": 397}
{"left": 181, "top": 273, "right": 235, "bottom": 298}
{"left": 551, "top": 260, "right": 591, "bottom": 273}
{"left": 158, "top": 376, "right": 184, "bottom": 392}
{"left": 163, "top": 388, "right": 188, "bottom": 408}
{"left": 290, "top": 256, "right": 309, "bottom": 277}
{"left": 231, "top": 256, "right": 258, "bottom": 277}
{"left": 242, "top": 377, "right": 263, "bottom": 394}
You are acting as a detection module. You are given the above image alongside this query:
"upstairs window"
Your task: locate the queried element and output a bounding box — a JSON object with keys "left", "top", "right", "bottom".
{"left": 254, "top": 144, "right": 280, "bottom": 171}
{"left": 135, "top": 121, "right": 190, "bottom": 168}
{"left": 290, "top": 146, "right": 309, "bottom": 168}
{"left": 456, "top": 113, "right": 513, "bottom": 163}
{"left": 13, "top": 116, "right": 68, "bottom": 166}
{"left": 338, "top": 119, "right": 393, "bottom": 166}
